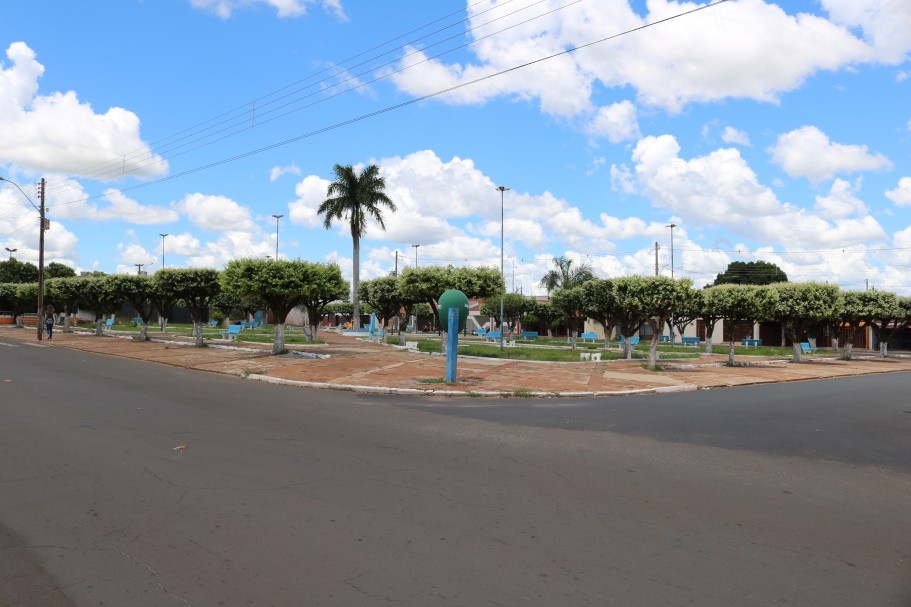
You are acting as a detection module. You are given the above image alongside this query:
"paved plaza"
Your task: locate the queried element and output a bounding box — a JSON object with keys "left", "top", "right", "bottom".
{"left": 4, "top": 325, "right": 911, "bottom": 397}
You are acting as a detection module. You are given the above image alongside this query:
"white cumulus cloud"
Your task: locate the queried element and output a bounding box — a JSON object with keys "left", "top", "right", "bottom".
{"left": 769, "top": 125, "right": 893, "bottom": 182}
{"left": 885, "top": 176, "right": 911, "bottom": 206}
{"left": 0, "top": 43, "right": 167, "bottom": 180}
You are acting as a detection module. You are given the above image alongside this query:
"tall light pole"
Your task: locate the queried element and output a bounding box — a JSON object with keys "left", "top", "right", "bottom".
{"left": 272, "top": 214, "right": 283, "bottom": 261}
{"left": 412, "top": 244, "right": 420, "bottom": 268}
{"left": 1, "top": 176, "right": 45, "bottom": 340}
{"left": 667, "top": 223, "right": 677, "bottom": 343}
{"left": 496, "top": 186, "right": 510, "bottom": 350}
{"left": 4, "top": 247, "right": 16, "bottom": 259}
{"left": 135, "top": 263, "right": 145, "bottom": 275}
{"left": 159, "top": 233, "right": 168, "bottom": 269}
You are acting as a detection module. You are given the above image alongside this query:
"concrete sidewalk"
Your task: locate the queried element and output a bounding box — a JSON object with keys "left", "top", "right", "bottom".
{"left": 3, "top": 325, "right": 910, "bottom": 397}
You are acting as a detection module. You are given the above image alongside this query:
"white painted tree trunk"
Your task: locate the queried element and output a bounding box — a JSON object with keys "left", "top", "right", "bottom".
{"left": 842, "top": 342, "right": 853, "bottom": 360}
{"left": 791, "top": 341, "right": 802, "bottom": 362}
{"left": 193, "top": 320, "right": 203, "bottom": 347}
{"left": 273, "top": 323, "right": 285, "bottom": 354}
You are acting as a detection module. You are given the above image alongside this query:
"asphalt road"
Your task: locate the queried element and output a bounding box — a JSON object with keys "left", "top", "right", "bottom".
{"left": 1, "top": 340, "right": 909, "bottom": 606}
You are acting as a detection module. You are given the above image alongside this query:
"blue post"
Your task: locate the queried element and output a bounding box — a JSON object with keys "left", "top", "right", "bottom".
{"left": 445, "top": 307, "right": 459, "bottom": 384}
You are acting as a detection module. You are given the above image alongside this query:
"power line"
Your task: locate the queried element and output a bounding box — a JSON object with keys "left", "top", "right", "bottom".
{"left": 47, "top": 0, "right": 730, "bottom": 207}
{"left": 43, "top": 0, "right": 555, "bottom": 190}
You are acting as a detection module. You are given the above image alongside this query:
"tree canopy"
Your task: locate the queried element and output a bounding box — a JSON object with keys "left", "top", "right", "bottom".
{"left": 539, "top": 256, "right": 594, "bottom": 294}
{"left": 712, "top": 260, "right": 787, "bottom": 286}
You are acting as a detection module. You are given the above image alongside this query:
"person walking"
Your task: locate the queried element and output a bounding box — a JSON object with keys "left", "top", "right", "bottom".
{"left": 45, "top": 311, "right": 54, "bottom": 340}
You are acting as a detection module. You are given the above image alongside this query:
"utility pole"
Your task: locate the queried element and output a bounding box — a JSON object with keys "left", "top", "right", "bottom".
{"left": 36, "top": 178, "right": 46, "bottom": 341}
{"left": 654, "top": 242, "right": 659, "bottom": 276}
{"left": 394, "top": 250, "right": 399, "bottom": 276}
{"left": 135, "top": 263, "right": 145, "bottom": 275}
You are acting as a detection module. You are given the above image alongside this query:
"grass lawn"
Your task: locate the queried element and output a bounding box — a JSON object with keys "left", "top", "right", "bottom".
{"left": 111, "top": 322, "right": 324, "bottom": 345}
{"left": 413, "top": 339, "right": 709, "bottom": 362}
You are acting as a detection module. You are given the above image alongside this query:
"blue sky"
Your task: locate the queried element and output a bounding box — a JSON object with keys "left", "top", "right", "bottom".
{"left": 1, "top": 0, "right": 909, "bottom": 295}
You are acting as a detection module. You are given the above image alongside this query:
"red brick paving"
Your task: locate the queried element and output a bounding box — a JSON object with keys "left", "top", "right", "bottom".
{"left": 4, "top": 325, "right": 911, "bottom": 397}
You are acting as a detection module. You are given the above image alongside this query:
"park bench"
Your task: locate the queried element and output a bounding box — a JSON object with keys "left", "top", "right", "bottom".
{"left": 741, "top": 338, "right": 762, "bottom": 347}
{"left": 132, "top": 316, "right": 143, "bottom": 326}
{"left": 580, "top": 332, "right": 598, "bottom": 343}
{"left": 681, "top": 336, "right": 700, "bottom": 346}
{"left": 104, "top": 318, "right": 114, "bottom": 330}
{"left": 520, "top": 331, "right": 538, "bottom": 339}
{"left": 219, "top": 325, "right": 242, "bottom": 341}
{"left": 618, "top": 336, "right": 640, "bottom": 346}
{"left": 208, "top": 319, "right": 219, "bottom": 327}
{"left": 484, "top": 331, "right": 502, "bottom": 342}
{"left": 659, "top": 335, "right": 670, "bottom": 343}
{"left": 799, "top": 342, "right": 817, "bottom": 354}
{"left": 474, "top": 328, "right": 488, "bottom": 337}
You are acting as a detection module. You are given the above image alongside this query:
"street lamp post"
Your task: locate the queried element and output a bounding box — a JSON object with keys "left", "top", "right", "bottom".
{"left": 0, "top": 176, "right": 45, "bottom": 340}
{"left": 667, "top": 223, "right": 677, "bottom": 343}
{"left": 412, "top": 244, "right": 419, "bottom": 268}
{"left": 272, "top": 214, "right": 283, "bottom": 261}
{"left": 135, "top": 263, "right": 145, "bottom": 275}
{"left": 4, "top": 247, "right": 15, "bottom": 259}
{"left": 496, "top": 186, "right": 510, "bottom": 350}
{"left": 159, "top": 233, "right": 168, "bottom": 269}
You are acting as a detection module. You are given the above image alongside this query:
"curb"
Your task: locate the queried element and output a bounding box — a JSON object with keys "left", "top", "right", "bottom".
{"left": 248, "top": 373, "right": 699, "bottom": 398}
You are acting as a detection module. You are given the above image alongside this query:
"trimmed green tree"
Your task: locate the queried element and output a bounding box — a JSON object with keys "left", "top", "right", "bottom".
{"left": 581, "top": 277, "right": 619, "bottom": 349}
{"left": 44, "top": 277, "right": 82, "bottom": 332}
{"left": 612, "top": 276, "right": 693, "bottom": 369}
{"left": 109, "top": 275, "right": 157, "bottom": 341}
{"left": 300, "top": 262, "right": 349, "bottom": 340}
{"left": 155, "top": 268, "right": 220, "bottom": 346}
{"left": 79, "top": 276, "right": 123, "bottom": 336}
{"left": 703, "top": 284, "right": 763, "bottom": 366}
{"left": 222, "top": 259, "right": 316, "bottom": 353}
{"left": 761, "top": 282, "right": 842, "bottom": 363}
{"left": 550, "top": 286, "right": 585, "bottom": 350}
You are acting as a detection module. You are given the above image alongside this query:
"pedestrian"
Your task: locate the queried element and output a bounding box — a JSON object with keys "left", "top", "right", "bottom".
{"left": 45, "top": 311, "right": 54, "bottom": 339}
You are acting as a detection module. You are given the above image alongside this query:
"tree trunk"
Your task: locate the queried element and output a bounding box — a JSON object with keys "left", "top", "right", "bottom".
{"left": 704, "top": 325, "right": 715, "bottom": 354}
{"left": 273, "top": 323, "right": 285, "bottom": 354}
{"left": 648, "top": 335, "right": 659, "bottom": 369}
{"left": 791, "top": 341, "right": 802, "bottom": 362}
{"left": 138, "top": 322, "right": 149, "bottom": 341}
{"left": 159, "top": 315, "right": 168, "bottom": 332}
{"left": 880, "top": 342, "right": 889, "bottom": 358}
{"left": 94, "top": 316, "right": 104, "bottom": 336}
{"left": 352, "top": 237, "right": 361, "bottom": 329}
{"left": 63, "top": 310, "right": 72, "bottom": 333}
{"left": 842, "top": 342, "right": 853, "bottom": 360}
{"left": 727, "top": 340, "right": 735, "bottom": 366}
{"left": 193, "top": 320, "right": 204, "bottom": 347}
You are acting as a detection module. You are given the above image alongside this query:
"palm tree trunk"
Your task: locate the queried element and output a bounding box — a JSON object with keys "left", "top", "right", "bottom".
{"left": 352, "top": 236, "right": 361, "bottom": 329}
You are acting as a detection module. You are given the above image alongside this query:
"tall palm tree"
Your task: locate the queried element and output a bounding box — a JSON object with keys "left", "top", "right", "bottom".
{"left": 318, "top": 164, "right": 396, "bottom": 329}
{"left": 539, "top": 255, "right": 594, "bottom": 294}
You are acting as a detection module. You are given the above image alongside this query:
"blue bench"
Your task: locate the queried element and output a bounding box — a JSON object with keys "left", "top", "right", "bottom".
{"left": 484, "top": 331, "right": 502, "bottom": 342}
{"left": 474, "top": 328, "right": 488, "bottom": 337}
{"left": 208, "top": 319, "right": 219, "bottom": 327}
{"left": 104, "top": 318, "right": 114, "bottom": 329}
{"left": 799, "top": 342, "right": 817, "bottom": 354}
{"left": 681, "top": 337, "right": 700, "bottom": 346}
{"left": 580, "top": 332, "right": 598, "bottom": 343}
{"left": 520, "top": 331, "right": 538, "bottom": 339}
{"left": 219, "top": 325, "right": 242, "bottom": 340}
{"left": 659, "top": 335, "right": 670, "bottom": 343}
{"left": 741, "top": 338, "right": 762, "bottom": 347}
{"left": 132, "top": 316, "right": 143, "bottom": 326}
{"left": 618, "top": 336, "right": 640, "bottom": 346}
